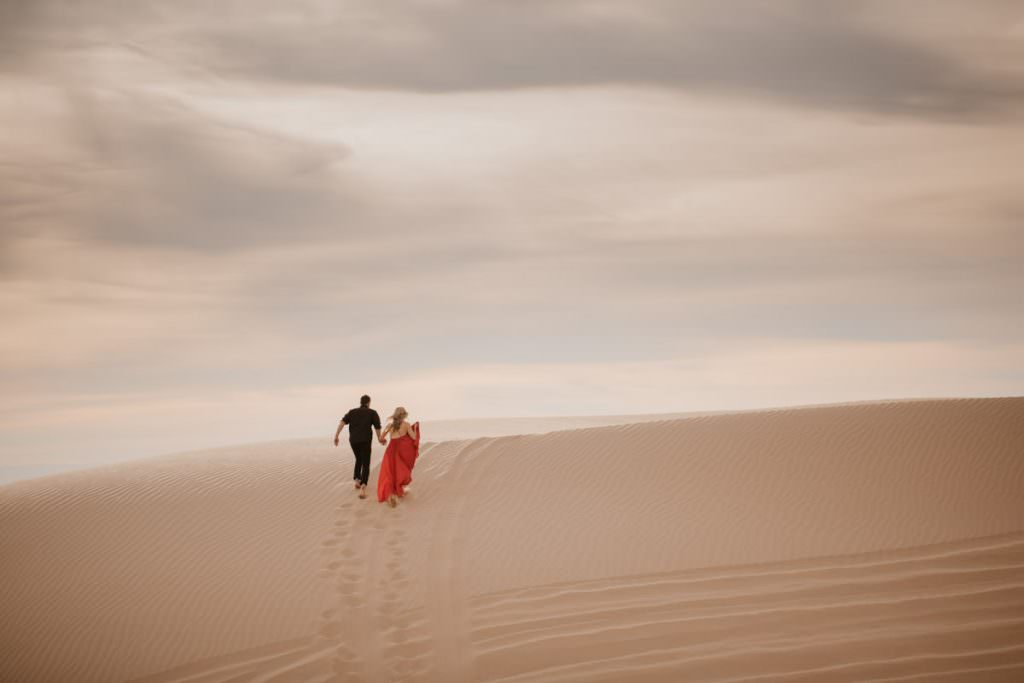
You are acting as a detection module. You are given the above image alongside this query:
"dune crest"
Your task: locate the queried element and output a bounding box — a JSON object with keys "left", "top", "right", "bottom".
{"left": 2, "top": 397, "right": 1023, "bottom": 681}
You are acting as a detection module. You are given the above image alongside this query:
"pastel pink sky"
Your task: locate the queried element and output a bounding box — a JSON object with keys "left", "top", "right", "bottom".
{"left": 2, "top": 1, "right": 1022, "bottom": 478}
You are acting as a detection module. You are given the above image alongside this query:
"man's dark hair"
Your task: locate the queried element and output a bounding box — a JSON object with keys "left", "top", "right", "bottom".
{"left": 360, "top": 394, "right": 371, "bottom": 407}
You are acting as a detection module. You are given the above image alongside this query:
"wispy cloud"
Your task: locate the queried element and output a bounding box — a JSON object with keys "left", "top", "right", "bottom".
{"left": 6, "top": 2, "right": 1024, "bottom": 118}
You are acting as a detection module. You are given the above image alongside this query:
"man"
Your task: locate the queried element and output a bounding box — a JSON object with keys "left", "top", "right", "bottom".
{"left": 334, "top": 394, "right": 382, "bottom": 498}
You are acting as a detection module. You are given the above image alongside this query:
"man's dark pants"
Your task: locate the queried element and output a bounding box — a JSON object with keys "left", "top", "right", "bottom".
{"left": 351, "top": 440, "right": 372, "bottom": 486}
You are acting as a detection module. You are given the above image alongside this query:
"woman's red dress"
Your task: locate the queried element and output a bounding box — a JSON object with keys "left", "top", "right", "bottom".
{"left": 377, "top": 422, "right": 420, "bottom": 503}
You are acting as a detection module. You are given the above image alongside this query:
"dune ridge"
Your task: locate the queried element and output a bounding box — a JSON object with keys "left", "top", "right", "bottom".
{"left": 2, "top": 397, "right": 1022, "bottom": 681}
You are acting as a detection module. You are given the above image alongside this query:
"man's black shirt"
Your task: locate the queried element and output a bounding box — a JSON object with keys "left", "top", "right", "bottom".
{"left": 343, "top": 406, "right": 382, "bottom": 443}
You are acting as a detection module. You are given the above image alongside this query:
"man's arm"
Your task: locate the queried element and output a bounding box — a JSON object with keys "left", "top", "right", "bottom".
{"left": 334, "top": 418, "right": 347, "bottom": 446}
{"left": 374, "top": 411, "right": 384, "bottom": 444}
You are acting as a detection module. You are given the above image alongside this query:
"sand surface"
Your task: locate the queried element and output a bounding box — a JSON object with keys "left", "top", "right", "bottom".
{"left": 2, "top": 397, "right": 1022, "bottom": 682}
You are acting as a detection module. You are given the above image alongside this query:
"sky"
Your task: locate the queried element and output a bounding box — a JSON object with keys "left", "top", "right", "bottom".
{"left": 2, "top": 0, "right": 1023, "bottom": 474}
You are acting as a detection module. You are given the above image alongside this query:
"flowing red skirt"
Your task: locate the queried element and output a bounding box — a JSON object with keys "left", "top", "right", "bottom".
{"left": 377, "top": 422, "right": 420, "bottom": 502}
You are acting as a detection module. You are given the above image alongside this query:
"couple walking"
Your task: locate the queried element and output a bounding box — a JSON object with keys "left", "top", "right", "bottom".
{"left": 333, "top": 395, "right": 420, "bottom": 507}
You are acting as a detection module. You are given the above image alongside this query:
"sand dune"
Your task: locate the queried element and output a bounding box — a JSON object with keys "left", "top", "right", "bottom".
{"left": 0, "top": 413, "right": 696, "bottom": 487}
{"left": 2, "top": 397, "right": 1022, "bottom": 681}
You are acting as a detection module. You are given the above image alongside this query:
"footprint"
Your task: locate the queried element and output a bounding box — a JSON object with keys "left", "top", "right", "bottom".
{"left": 387, "top": 615, "right": 415, "bottom": 629}
{"left": 335, "top": 588, "right": 364, "bottom": 605}
{"left": 321, "top": 608, "right": 337, "bottom": 619}
{"left": 403, "top": 661, "right": 431, "bottom": 676}
{"left": 322, "top": 539, "right": 340, "bottom": 547}
{"left": 401, "top": 638, "right": 433, "bottom": 658}
{"left": 394, "top": 659, "right": 420, "bottom": 674}
{"left": 318, "top": 621, "right": 343, "bottom": 638}
{"left": 331, "top": 660, "right": 357, "bottom": 675}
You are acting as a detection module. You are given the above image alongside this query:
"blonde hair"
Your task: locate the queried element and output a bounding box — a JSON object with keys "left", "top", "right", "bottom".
{"left": 389, "top": 406, "right": 408, "bottom": 431}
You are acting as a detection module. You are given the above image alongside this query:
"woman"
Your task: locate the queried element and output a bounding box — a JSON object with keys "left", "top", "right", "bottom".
{"left": 377, "top": 407, "right": 420, "bottom": 508}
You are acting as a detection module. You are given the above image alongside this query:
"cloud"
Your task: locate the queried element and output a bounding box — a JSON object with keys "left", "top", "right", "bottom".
{"left": 0, "top": 85, "right": 356, "bottom": 251}
{"left": 234, "top": 1, "right": 1024, "bottom": 118}
{"left": 5, "top": 1, "right": 1022, "bottom": 119}
{"left": 3, "top": 82, "right": 1021, "bottom": 389}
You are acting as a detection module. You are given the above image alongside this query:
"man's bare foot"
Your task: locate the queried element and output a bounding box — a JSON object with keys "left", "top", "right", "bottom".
{"left": 388, "top": 494, "right": 397, "bottom": 508}
{"left": 354, "top": 481, "right": 361, "bottom": 490}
